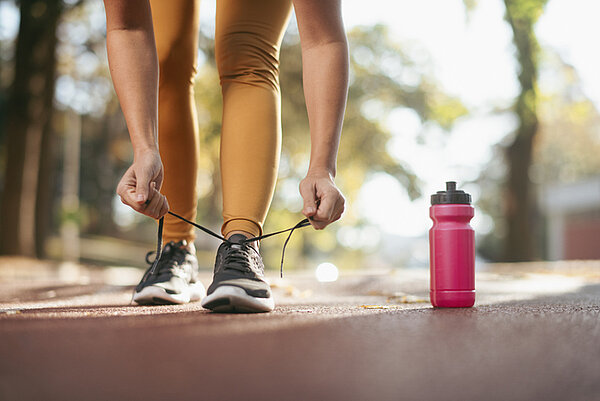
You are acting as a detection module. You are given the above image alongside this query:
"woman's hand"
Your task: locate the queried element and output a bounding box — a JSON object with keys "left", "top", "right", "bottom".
{"left": 299, "top": 170, "right": 345, "bottom": 230}
{"left": 116, "top": 150, "right": 169, "bottom": 219}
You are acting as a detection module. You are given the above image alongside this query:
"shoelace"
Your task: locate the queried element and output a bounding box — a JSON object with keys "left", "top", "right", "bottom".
{"left": 137, "top": 242, "right": 187, "bottom": 291}
{"left": 220, "top": 242, "right": 257, "bottom": 273}
{"left": 146, "top": 211, "right": 310, "bottom": 279}
{"left": 134, "top": 242, "right": 170, "bottom": 299}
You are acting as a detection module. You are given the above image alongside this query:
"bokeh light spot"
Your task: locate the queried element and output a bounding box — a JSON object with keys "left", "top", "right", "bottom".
{"left": 315, "top": 263, "right": 339, "bottom": 283}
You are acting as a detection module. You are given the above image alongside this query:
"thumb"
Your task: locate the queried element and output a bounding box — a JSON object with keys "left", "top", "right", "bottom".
{"left": 135, "top": 169, "right": 151, "bottom": 204}
{"left": 302, "top": 192, "right": 318, "bottom": 217}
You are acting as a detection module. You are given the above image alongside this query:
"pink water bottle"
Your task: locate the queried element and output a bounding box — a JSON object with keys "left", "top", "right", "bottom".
{"left": 429, "top": 181, "right": 475, "bottom": 307}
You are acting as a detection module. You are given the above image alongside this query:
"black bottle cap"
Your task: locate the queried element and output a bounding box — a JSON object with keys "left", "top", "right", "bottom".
{"left": 431, "top": 181, "right": 471, "bottom": 205}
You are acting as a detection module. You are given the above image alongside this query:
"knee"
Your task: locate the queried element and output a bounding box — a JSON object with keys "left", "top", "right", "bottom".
{"left": 216, "top": 32, "right": 280, "bottom": 91}
{"left": 157, "top": 38, "right": 197, "bottom": 88}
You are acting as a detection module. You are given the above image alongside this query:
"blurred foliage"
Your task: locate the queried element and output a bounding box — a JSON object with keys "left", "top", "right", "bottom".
{"left": 2, "top": 0, "right": 598, "bottom": 265}
{"left": 0, "top": 2, "right": 464, "bottom": 268}
{"left": 504, "top": 0, "right": 547, "bottom": 22}
{"left": 191, "top": 24, "right": 466, "bottom": 270}
{"left": 53, "top": 2, "right": 148, "bottom": 242}
{"left": 532, "top": 56, "right": 600, "bottom": 183}
{"left": 0, "top": 1, "right": 466, "bottom": 267}
{"left": 477, "top": 50, "right": 600, "bottom": 261}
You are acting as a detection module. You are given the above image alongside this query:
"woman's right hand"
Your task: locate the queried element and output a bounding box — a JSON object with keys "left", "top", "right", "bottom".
{"left": 116, "top": 150, "right": 169, "bottom": 219}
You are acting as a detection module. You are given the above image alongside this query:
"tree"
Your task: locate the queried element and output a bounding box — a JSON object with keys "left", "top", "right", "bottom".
{"left": 502, "top": 0, "right": 548, "bottom": 261}
{"left": 531, "top": 54, "right": 600, "bottom": 185}
{"left": 0, "top": 1, "right": 63, "bottom": 256}
{"left": 192, "top": 25, "right": 467, "bottom": 269}
{"left": 477, "top": 37, "right": 600, "bottom": 262}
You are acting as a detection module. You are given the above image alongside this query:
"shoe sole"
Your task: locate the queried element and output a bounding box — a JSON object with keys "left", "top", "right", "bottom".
{"left": 133, "top": 282, "right": 206, "bottom": 305}
{"left": 201, "top": 285, "right": 274, "bottom": 313}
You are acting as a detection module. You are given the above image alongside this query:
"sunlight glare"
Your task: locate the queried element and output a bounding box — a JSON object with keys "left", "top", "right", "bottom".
{"left": 316, "top": 263, "right": 339, "bottom": 283}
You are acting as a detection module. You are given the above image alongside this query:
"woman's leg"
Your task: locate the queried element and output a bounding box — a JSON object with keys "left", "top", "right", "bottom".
{"left": 149, "top": 0, "right": 200, "bottom": 244}
{"left": 216, "top": 0, "right": 293, "bottom": 239}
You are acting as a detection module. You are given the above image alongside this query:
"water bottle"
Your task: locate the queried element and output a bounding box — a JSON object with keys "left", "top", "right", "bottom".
{"left": 429, "top": 181, "right": 475, "bottom": 307}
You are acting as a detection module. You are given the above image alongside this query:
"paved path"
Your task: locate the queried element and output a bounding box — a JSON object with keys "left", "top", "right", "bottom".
{"left": 1, "top": 259, "right": 599, "bottom": 401}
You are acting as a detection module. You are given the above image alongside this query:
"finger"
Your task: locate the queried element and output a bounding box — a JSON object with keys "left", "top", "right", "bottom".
{"left": 135, "top": 168, "right": 152, "bottom": 204}
{"left": 142, "top": 182, "right": 157, "bottom": 206}
{"left": 311, "top": 218, "right": 328, "bottom": 230}
{"left": 155, "top": 192, "right": 168, "bottom": 219}
{"left": 331, "top": 208, "right": 343, "bottom": 223}
{"left": 309, "top": 206, "right": 329, "bottom": 230}
{"left": 150, "top": 194, "right": 168, "bottom": 219}
{"left": 158, "top": 196, "right": 169, "bottom": 218}
{"left": 142, "top": 189, "right": 164, "bottom": 219}
{"left": 144, "top": 182, "right": 157, "bottom": 206}
{"left": 120, "top": 188, "right": 145, "bottom": 213}
{"left": 116, "top": 166, "right": 135, "bottom": 198}
{"left": 314, "top": 193, "right": 335, "bottom": 222}
{"left": 299, "top": 182, "right": 318, "bottom": 217}
{"left": 311, "top": 194, "right": 344, "bottom": 230}
{"left": 331, "top": 196, "right": 346, "bottom": 222}
{"left": 116, "top": 182, "right": 126, "bottom": 199}
{"left": 153, "top": 171, "right": 164, "bottom": 192}
{"left": 150, "top": 189, "right": 168, "bottom": 219}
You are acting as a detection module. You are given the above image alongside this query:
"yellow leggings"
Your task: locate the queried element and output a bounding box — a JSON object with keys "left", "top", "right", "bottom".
{"left": 149, "top": 0, "right": 292, "bottom": 243}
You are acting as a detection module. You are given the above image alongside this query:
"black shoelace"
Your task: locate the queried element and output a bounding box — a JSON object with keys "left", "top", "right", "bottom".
{"left": 146, "top": 211, "right": 310, "bottom": 279}
{"left": 220, "top": 242, "right": 257, "bottom": 273}
{"left": 138, "top": 242, "right": 187, "bottom": 291}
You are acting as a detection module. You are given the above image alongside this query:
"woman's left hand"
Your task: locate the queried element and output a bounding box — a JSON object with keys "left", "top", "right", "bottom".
{"left": 299, "top": 171, "right": 346, "bottom": 230}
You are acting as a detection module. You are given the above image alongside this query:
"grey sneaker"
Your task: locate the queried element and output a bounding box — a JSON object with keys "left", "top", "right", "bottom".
{"left": 133, "top": 240, "right": 206, "bottom": 305}
{"left": 201, "top": 234, "right": 274, "bottom": 313}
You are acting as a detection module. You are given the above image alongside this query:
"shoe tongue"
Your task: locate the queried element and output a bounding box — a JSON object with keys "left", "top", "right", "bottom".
{"left": 165, "top": 240, "right": 188, "bottom": 253}
{"left": 173, "top": 240, "right": 187, "bottom": 248}
{"left": 228, "top": 234, "right": 247, "bottom": 245}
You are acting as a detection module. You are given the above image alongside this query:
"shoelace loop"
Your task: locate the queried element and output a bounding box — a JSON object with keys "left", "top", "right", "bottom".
{"left": 148, "top": 211, "right": 310, "bottom": 278}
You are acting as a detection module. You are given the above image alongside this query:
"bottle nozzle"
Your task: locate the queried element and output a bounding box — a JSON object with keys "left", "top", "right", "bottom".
{"left": 431, "top": 181, "right": 471, "bottom": 205}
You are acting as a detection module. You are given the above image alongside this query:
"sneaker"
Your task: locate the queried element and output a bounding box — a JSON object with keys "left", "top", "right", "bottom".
{"left": 133, "top": 240, "right": 206, "bottom": 305}
{"left": 201, "top": 234, "right": 274, "bottom": 313}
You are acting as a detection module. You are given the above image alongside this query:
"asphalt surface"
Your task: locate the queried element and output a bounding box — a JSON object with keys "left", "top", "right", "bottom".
{"left": 1, "top": 259, "right": 599, "bottom": 401}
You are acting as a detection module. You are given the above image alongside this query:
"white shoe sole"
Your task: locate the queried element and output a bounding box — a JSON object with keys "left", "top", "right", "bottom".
{"left": 133, "top": 282, "right": 206, "bottom": 305}
{"left": 201, "top": 285, "right": 274, "bottom": 313}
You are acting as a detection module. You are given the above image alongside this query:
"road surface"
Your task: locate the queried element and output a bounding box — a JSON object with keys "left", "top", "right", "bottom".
{"left": 1, "top": 258, "right": 599, "bottom": 401}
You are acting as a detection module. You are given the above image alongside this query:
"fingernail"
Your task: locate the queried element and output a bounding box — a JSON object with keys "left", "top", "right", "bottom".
{"left": 307, "top": 207, "right": 315, "bottom": 214}
{"left": 137, "top": 194, "right": 144, "bottom": 202}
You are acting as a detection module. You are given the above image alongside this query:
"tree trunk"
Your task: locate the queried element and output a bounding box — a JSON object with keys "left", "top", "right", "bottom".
{"left": 0, "top": 1, "right": 61, "bottom": 256}
{"left": 35, "top": 110, "right": 60, "bottom": 258}
{"left": 502, "top": 0, "right": 547, "bottom": 262}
